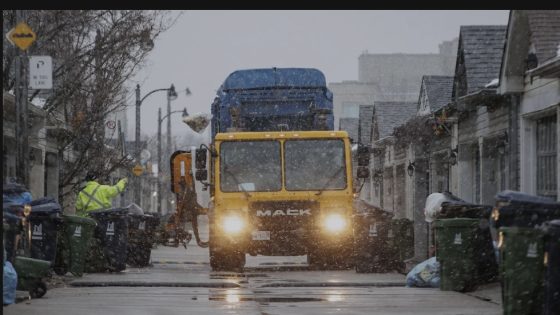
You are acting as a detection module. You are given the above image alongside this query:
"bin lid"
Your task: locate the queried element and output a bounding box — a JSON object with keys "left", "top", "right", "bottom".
{"left": 495, "top": 190, "right": 560, "bottom": 206}
{"left": 2, "top": 183, "right": 30, "bottom": 194}
{"left": 439, "top": 203, "right": 492, "bottom": 218}
{"left": 88, "top": 207, "right": 129, "bottom": 217}
{"left": 13, "top": 256, "right": 52, "bottom": 276}
{"left": 2, "top": 212, "right": 21, "bottom": 225}
{"left": 63, "top": 214, "right": 96, "bottom": 225}
{"left": 354, "top": 199, "right": 393, "bottom": 218}
{"left": 433, "top": 218, "right": 480, "bottom": 228}
{"left": 3, "top": 202, "right": 23, "bottom": 212}
{"left": 30, "top": 202, "right": 62, "bottom": 214}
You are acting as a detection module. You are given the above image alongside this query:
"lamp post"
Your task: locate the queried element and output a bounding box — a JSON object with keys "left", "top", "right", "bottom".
{"left": 134, "top": 83, "right": 176, "bottom": 207}
{"left": 164, "top": 87, "right": 190, "bottom": 212}
{"left": 157, "top": 107, "right": 188, "bottom": 214}
{"left": 166, "top": 87, "right": 190, "bottom": 165}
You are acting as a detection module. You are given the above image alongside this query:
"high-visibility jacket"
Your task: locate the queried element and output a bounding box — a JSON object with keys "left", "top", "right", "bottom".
{"left": 75, "top": 179, "right": 127, "bottom": 217}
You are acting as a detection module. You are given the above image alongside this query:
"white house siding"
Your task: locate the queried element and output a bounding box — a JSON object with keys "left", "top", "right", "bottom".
{"left": 519, "top": 76, "right": 560, "bottom": 200}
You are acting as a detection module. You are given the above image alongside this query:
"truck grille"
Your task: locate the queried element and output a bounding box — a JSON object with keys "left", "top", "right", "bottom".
{"left": 249, "top": 200, "right": 317, "bottom": 231}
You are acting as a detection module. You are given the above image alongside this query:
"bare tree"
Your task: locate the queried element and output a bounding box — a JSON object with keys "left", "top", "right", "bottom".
{"left": 3, "top": 10, "right": 181, "bottom": 201}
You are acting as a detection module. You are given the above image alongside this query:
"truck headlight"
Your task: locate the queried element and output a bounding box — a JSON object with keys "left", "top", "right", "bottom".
{"left": 221, "top": 214, "right": 245, "bottom": 234}
{"left": 323, "top": 213, "right": 347, "bottom": 233}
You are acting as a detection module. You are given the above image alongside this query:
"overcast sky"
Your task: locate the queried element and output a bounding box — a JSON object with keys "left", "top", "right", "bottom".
{"left": 126, "top": 10, "right": 509, "bottom": 141}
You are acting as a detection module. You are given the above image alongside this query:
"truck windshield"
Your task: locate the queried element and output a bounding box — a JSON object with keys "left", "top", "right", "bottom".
{"left": 220, "top": 141, "right": 282, "bottom": 192}
{"left": 284, "top": 139, "right": 347, "bottom": 191}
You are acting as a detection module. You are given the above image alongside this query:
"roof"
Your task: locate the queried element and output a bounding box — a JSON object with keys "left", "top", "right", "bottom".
{"left": 421, "top": 76, "right": 454, "bottom": 112}
{"left": 460, "top": 25, "right": 507, "bottom": 94}
{"left": 214, "top": 130, "right": 349, "bottom": 141}
{"left": 339, "top": 118, "right": 360, "bottom": 143}
{"left": 527, "top": 10, "right": 560, "bottom": 63}
{"left": 222, "top": 68, "right": 326, "bottom": 90}
{"left": 359, "top": 105, "right": 374, "bottom": 145}
{"left": 374, "top": 101, "right": 418, "bottom": 139}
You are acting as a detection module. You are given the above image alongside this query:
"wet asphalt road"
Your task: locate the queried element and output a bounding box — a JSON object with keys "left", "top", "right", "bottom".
{"left": 4, "top": 219, "right": 501, "bottom": 315}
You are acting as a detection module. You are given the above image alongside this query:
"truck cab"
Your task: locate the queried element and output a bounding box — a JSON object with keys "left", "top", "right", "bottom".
{"left": 198, "top": 131, "right": 354, "bottom": 271}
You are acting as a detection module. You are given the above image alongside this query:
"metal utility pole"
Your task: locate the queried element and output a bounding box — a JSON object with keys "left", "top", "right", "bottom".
{"left": 167, "top": 86, "right": 173, "bottom": 168}
{"left": 157, "top": 108, "right": 163, "bottom": 215}
{"left": 135, "top": 84, "right": 141, "bottom": 206}
{"left": 157, "top": 107, "right": 187, "bottom": 214}
{"left": 133, "top": 84, "right": 177, "bottom": 207}
{"left": 14, "top": 10, "right": 30, "bottom": 187}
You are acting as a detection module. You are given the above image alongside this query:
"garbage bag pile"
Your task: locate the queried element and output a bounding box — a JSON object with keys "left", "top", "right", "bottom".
{"left": 424, "top": 192, "right": 467, "bottom": 223}
{"left": 183, "top": 113, "right": 211, "bottom": 133}
{"left": 127, "top": 203, "right": 144, "bottom": 215}
{"left": 3, "top": 183, "right": 32, "bottom": 206}
{"left": 3, "top": 248, "right": 18, "bottom": 305}
{"left": 406, "top": 257, "right": 440, "bottom": 288}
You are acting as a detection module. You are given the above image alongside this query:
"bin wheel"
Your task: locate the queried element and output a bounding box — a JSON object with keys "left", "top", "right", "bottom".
{"left": 30, "top": 282, "right": 47, "bottom": 298}
{"left": 53, "top": 265, "right": 68, "bottom": 276}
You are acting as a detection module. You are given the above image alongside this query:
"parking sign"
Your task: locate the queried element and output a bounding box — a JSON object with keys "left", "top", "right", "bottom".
{"left": 29, "top": 56, "right": 53, "bottom": 89}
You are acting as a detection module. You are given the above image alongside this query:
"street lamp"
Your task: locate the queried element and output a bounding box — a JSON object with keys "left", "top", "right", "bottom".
{"left": 134, "top": 83, "right": 176, "bottom": 207}
{"left": 407, "top": 161, "right": 415, "bottom": 177}
{"left": 167, "top": 86, "right": 189, "bottom": 165}
{"left": 157, "top": 107, "right": 188, "bottom": 214}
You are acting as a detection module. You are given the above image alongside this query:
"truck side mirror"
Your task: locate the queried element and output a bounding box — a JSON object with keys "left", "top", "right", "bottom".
{"left": 195, "top": 169, "right": 208, "bottom": 181}
{"left": 195, "top": 148, "right": 207, "bottom": 169}
{"left": 357, "top": 145, "right": 370, "bottom": 166}
{"left": 357, "top": 166, "right": 370, "bottom": 179}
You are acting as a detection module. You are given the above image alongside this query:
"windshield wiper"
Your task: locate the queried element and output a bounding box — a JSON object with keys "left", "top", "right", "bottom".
{"left": 315, "top": 166, "right": 345, "bottom": 196}
{"left": 223, "top": 166, "right": 251, "bottom": 199}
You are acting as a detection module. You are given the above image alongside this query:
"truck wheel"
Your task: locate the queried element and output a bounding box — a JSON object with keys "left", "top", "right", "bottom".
{"left": 210, "top": 245, "right": 245, "bottom": 272}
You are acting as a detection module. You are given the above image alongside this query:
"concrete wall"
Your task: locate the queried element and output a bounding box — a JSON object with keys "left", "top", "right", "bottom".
{"left": 329, "top": 81, "right": 377, "bottom": 130}
{"left": 358, "top": 53, "right": 456, "bottom": 103}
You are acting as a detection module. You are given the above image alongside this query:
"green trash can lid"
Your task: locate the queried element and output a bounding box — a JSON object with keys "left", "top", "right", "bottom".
{"left": 14, "top": 256, "right": 52, "bottom": 277}
{"left": 434, "top": 218, "right": 480, "bottom": 228}
{"left": 63, "top": 214, "right": 97, "bottom": 226}
{"left": 499, "top": 226, "right": 545, "bottom": 235}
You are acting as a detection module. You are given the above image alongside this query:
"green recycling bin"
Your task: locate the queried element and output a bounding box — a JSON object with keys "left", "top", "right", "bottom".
{"left": 391, "top": 218, "right": 414, "bottom": 272}
{"left": 54, "top": 215, "right": 96, "bottom": 276}
{"left": 499, "top": 226, "right": 545, "bottom": 315}
{"left": 14, "top": 256, "right": 51, "bottom": 298}
{"left": 434, "top": 218, "right": 480, "bottom": 292}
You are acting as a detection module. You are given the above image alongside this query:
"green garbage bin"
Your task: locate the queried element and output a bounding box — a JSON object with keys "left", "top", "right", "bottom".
{"left": 353, "top": 208, "right": 394, "bottom": 273}
{"left": 55, "top": 215, "right": 96, "bottom": 276}
{"left": 499, "top": 226, "right": 545, "bottom": 315}
{"left": 14, "top": 256, "right": 51, "bottom": 298}
{"left": 434, "top": 218, "right": 480, "bottom": 292}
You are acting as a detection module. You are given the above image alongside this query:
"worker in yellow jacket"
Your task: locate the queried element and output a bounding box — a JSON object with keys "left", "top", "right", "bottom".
{"left": 76, "top": 171, "right": 128, "bottom": 217}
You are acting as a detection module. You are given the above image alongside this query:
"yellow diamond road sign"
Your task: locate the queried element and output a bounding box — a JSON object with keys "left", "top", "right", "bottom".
{"left": 6, "top": 22, "right": 36, "bottom": 51}
{"left": 133, "top": 164, "right": 144, "bottom": 176}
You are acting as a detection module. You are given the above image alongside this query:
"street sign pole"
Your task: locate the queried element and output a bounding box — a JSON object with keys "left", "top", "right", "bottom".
{"left": 12, "top": 10, "right": 32, "bottom": 187}
{"left": 22, "top": 46, "right": 29, "bottom": 187}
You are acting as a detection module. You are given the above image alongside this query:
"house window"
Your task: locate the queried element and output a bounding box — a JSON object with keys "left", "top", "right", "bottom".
{"left": 536, "top": 115, "right": 557, "bottom": 200}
